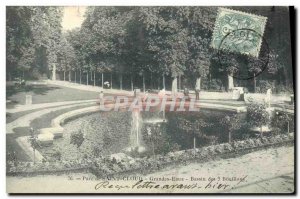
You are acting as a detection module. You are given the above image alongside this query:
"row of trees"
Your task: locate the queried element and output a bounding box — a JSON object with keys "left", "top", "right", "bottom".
{"left": 59, "top": 7, "right": 216, "bottom": 92}
{"left": 7, "top": 6, "right": 293, "bottom": 92}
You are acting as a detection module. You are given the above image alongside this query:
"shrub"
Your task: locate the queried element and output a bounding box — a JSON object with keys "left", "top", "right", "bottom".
{"left": 7, "top": 133, "right": 294, "bottom": 178}
{"left": 223, "top": 143, "right": 234, "bottom": 152}
{"left": 254, "top": 139, "right": 263, "bottom": 146}
{"left": 271, "top": 111, "right": 292, "bottom": 134}
{"left": 275, "top": 84, "right": 294, "bottom": 94}
{"left": 170, "top": 143, "right": 181, "bottom": 152}
{"left": 70, "top": 131, "right": 85, "bottom": 148}
{"left": 246, "top": 102, "right": 270, "bottom": 137}
{"left": 220, "top": 114, "right": 241, "bottom": 143}
{"left": 261, "top": 137, "right": 269, "bottom": 144}
{"left": 258, "top": 80, "right": 275, "bottom": 93}
{"left": 51, "top": 148, "right": 62, "bottom": 161}
{"left": 92, "top": 146, "right": 103, "bottom": 158}
{"left": 7, "top": 151, "right": 18, "bottom": 164}
{"left": 204, "top": 135, "right": 219, "bottom": 145}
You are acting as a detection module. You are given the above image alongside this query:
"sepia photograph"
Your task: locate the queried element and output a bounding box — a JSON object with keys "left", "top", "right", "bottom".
{"left": 5, "top": 5, "right": 295, "bottom": 194}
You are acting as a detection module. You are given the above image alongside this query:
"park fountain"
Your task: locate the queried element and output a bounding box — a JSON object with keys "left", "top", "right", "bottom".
{"left": 126, "top": 89, "right": 146, "bottom": 153}
{"left": 143, "top": 110, "right": 167, "bottom": 124}
{"left": 128, "top": 107, "right": 146, "bottom": 153}
{"left": 126, "top": 91, "right": 167, "bottom": 153}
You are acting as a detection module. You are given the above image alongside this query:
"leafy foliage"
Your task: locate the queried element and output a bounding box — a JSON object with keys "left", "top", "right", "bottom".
{"left": 246, "top": 103, "right": 270, "bottom": 136}
{"left": 70, "top": 131, "right": 85, "bottom": 148}
{"left": 271, "top": 111, "right": 293, "bottom": 134}
{"left": 7, "top": 6, "right": 63, "bottom": 78}
{"left": 177, "top": 117, "right": 211, "bottom": 148}
{"left": 7, "top": 134, "right": 293, "bottom": 177}
{"left": 220, "top": 115, "right": 241, "bottom": 142}
{"left": 220, "top": 115, "right": 241, "bottom": 132}
{"left": 6, "top": 6, "right": 293, "bottom": 92}
{"left": 178, "top": 118, "right": 210, "bottom": 137}
{"left": 143, "top": 123, "right": 176, "bottom": 155}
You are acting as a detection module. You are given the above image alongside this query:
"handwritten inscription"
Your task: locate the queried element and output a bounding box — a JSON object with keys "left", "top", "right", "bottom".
{"left": 93, "top": 176, "right": 248, "bottom": 191}
{"left": 66, "top": 174, "right": 248, "bottom": 191}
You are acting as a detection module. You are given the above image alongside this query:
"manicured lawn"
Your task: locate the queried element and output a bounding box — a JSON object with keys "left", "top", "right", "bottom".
{"left": 30, "top": 104, "right": 94, "bottom": 130}
{"left": 6, "top": 104, "right": 97, "bottom": 162}
{"left": 6, "top": 109, "right": 44, "bottom": 124}
{"left": 6, "top": 82, "right": 120, "bottom": 163}
{"left": 6, "top": 83, "right": 99, "bottom": 105}
{"left": 7, "top": 133, "right": 31, "bottom": 162}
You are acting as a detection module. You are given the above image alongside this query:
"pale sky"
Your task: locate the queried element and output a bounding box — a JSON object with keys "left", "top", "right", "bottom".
{"left": 61, "top": 6, "right": 87, "bottom": 31}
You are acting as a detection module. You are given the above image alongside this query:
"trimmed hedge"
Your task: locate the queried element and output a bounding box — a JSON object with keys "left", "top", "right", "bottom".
{"left": 7, "top": 133, "right": 294, "bottom": 177}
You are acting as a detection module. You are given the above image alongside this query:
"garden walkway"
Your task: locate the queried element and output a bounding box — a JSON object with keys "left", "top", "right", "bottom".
{"left": 46, "top": 80, "right": 294, "bottom": 114}
{"left": 6, "top": 145, "right": 294, "bottom": 193}
{"left": 7, "top": 101, "right": 96, "bottom": 134}
{"left": 145, "top": 145, "right": 294, "bottom": 193}
{"left": 7, "top": 99, "right": 97, "bottom": 114}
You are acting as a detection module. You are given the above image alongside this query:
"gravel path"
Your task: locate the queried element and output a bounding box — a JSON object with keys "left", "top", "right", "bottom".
{"left": 7, "top": 145, "right": 294, "bottom": 193}
{"left": 144, "top": 145, "right": 294, "bottom": 193}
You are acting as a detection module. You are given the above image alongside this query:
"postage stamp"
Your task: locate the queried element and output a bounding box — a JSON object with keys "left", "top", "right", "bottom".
{"left": 211, "top": 7, "right": 267, "bottom": 57}
{"left": 217, "top": 28, "right": 270, "bottom": 80}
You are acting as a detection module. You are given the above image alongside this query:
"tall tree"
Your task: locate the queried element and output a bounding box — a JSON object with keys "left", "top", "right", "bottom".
{"left": 30, "top": 7, "right": 63, "bottom": 79}
{"left": 6, "top": 7, "right": 63, "bottom": 80}
{"left": 6, "top": 7, "right": 33, "bottom": 80}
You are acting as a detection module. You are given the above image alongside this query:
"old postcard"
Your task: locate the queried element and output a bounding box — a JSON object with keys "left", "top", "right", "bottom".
{"left": 6, "top": 6, "right": 295, "bottom": 194}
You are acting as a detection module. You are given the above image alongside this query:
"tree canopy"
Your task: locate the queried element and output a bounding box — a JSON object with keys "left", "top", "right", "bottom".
{"left": 6, "top": 6, "right": 293, "bottom": 93}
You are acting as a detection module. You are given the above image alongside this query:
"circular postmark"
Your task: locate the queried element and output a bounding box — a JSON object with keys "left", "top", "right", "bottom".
{"left": 217, "top": 28, "right": 270, "bottom": 80}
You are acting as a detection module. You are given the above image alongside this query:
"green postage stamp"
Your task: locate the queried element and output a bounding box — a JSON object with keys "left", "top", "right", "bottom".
{"left": 211, "top": 7, "right": 268, "bottom": 57}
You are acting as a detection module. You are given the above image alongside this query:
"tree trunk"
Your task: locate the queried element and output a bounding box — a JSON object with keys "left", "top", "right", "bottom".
{"left": 195, "top": 77, "right": 201, "bottom": 90}
{"left": 63, "top": 71, "right": 65, "bottom": 81}
{"left": 163, "top": 75, "right": 166, "bottom": 90}
{"left": 287, "top": 121, "right": 290, "bottom": 134}
{"left": 172, "top": 76, "right": 178, "bottom": 95}
{"left": 119, "top": 74, "right": 123, "bottom": 90}
{"left": 69, "top": 71, "right": 71, "bottom": 82}
{"left": 86, "top": 73, "right": 88, "bottom": 85}
{"left": 52, "top": 64, "right": 56, "bottom": 81}
{"left": 143, "top": 73, "right": 145, "bottom": 93}
{"left": 283, "top": 65, "right": 289, "bottom": 86}
{"left": 93, "top": 71, "right": 96, "bottom": 86}
{"left": 75, "top": 71, "right": 77, "bottom": 83}
{"left": 151, "top": 138, "right": 155, "bottom": 158}
{"left": 110, "top": 73, "right": 112, "bottom": 89}
{"left": 33, "top": 149, "right": 35, "bottom": 165}
{"left": 260, "top": 126, "right": 263, "bottom": 137}
{"left": 253, "top": 74, "right": 257, "bottom": 93}
{"left": 101, "top": 73, "right": 104, "bottom": 88}
{"left": 228, "top": 131, "right": 232, "bottom": 143}
{"left": 193, "top": 136, "right": 196, "bottom": 153}
{"left": 179, "top": 75, "right": 181, "bottom": 91}
{"left": 228, "top": 74, "right": 234, "bottom": 91}
{"left": 79, "top": 70, "right": 82, "bottom": 84}
{"left": 131, "top": 75, "right": 133, "bottom": 91}
{"left": 209, "top": 73, "right": 212, "bottom": 88}
{"left": 150, "top": 72, "right": 153, "bottom": 89}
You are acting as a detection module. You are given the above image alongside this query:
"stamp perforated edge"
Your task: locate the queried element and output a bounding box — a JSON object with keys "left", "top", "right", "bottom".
{"left": 211, "top": 7, "right": 268, "bottom": 57}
